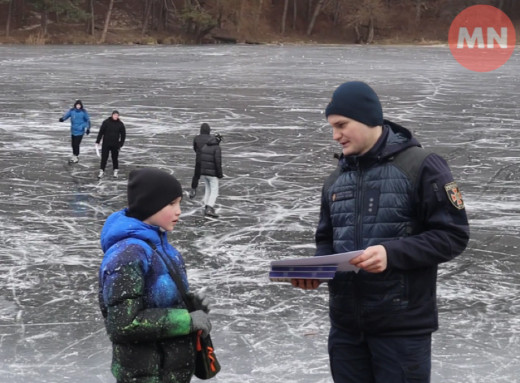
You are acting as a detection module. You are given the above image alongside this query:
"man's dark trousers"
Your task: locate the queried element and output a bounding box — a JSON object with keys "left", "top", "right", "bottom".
{"left": 100, "top": 145, "right": 119, "bottom": 170}
{"left": 328, "top": 326, "right": 431, "bottom": 382}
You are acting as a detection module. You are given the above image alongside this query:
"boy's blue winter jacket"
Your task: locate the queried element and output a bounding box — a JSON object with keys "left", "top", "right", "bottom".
{"left": 98, "top": 209, "right": 195, "bottom": 383}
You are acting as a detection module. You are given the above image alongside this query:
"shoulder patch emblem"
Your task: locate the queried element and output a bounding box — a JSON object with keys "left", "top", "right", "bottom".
{"left": 444, "top": 182, "right": 465, "bottom": 210}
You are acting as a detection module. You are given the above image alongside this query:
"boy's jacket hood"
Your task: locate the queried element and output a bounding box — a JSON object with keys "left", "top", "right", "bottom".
{"left": 100, "top": 209, "right": 163, "bottom": 253}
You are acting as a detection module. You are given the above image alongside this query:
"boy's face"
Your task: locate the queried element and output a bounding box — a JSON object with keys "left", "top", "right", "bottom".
{"left": 144, "top": 197, "right": 182, "bottom": 232}
{"left": 328, "top": 114, "right": 382, "bottom": 156}
{"left": 75, "top": 104, "right": 81, "bottom": 109}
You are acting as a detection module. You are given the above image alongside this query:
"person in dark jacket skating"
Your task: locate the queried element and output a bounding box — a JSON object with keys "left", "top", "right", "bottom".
{"left": 291, "top": 81, "right": 470, "bottom": 383}
{"left": 95, "top": 110, "right": 126, "bottom": 179}
{"left": 59, "top": 99, "right": 91, "bottom": 163}
{"left": 98, "top": 167, "right": 212, "bottom": 383}
{"left": 190, "top": 123, "right": 212, "bottom": 198}
{"left": 190, "top": 123, "right": 223, "bottom": 218}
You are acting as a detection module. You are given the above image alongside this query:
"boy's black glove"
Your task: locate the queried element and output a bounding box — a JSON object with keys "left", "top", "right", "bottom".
{"left": 86, "top": 129, "right": 90, "bottom": 135}
{"left": 59, "top": 118, "right": 64, "bottom": 122}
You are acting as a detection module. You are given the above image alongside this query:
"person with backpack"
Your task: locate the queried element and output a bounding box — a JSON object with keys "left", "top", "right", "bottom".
{"left": 190, "top": 123, "right": 223, "bottom": 218}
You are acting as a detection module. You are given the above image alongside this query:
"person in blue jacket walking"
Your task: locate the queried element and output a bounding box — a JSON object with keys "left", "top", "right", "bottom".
{"left": 291, "top": 81, "right": 470, "bottom": 383}
{"left": 59, "top": 99, "right": 91, "bottom": 163}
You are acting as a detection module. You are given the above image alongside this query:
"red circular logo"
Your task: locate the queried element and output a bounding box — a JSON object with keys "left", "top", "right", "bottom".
{"left": 449, "top": 5, "right": 516, "bottom": 72}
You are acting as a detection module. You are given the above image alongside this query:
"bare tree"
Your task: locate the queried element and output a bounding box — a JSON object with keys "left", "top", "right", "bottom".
{"left": 254, "top": 0, "right": 263, "bottom": 30}
{"left": 235, "top": 0, "right": 244, "bottom": 33}
{"left": 142, "top": 0, "right": 154, "bottom": 36}
{"left": 4, "top": 0, "right": 15, "bottom": 37}
{"left": 99, "top": 0, "right": 115, "bottom": 43}
{"left": 293, "top": 0, "right": 297, "bottom": 30}
{"left": 346, "top": 0, "right": 386, "bottom": 44}
{"left": 331, "top": 0, "right": 340, "bottom": 25}
{"left": 40, "top": 7, "right": 48, "bottom": 34}
{"left": 306, "top": 0, "right": 326, "bottom": 36}
{"left": 415, "top": 0, "right": 423, "bottom": 24}
{"left": 86, "top": 0, "right": 95, "bottom": 35}
{"left": 307, "top": 0, "right": 313, "bottom": 22}
{"left": 281, "top": 0, "right": 289, "bottom": 34}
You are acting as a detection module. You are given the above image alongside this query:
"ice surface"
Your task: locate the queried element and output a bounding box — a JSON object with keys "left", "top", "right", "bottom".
{"left": 0, "top": 44, "right": 519, "bottom": 383}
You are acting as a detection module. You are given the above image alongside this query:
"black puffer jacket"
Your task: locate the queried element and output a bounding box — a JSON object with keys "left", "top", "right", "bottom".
{"left": 316, "top": 121, "right": 469, "bottom": 336}
{"left": 96, "top": 117, "right": 126, "bottom": 148}
{"left": 193, "top": 123, "right": 212, "bottom": 153}
{"left": 198, "top": 136, "right": 223, "bottom": 178}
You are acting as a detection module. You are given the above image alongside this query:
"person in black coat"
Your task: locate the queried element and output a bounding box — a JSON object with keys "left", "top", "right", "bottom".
{"left": 190, "top": 123, "right": 212, "bottom": 196}
{"left": 189, "top": 123, "right": 223, "bottom": 218}
{"left": 96, "top": 110, "right": 126, "bottom": 179}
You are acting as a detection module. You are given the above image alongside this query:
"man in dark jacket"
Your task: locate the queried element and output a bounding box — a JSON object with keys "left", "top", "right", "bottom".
{"left": 190, "top": 123, "right": 223, "bottom": 218}
{"left": 96, "top": 110, "right": 126, "bottom": 179}
{"left": 291, "top": 81, "right": 469, "bottom": 383}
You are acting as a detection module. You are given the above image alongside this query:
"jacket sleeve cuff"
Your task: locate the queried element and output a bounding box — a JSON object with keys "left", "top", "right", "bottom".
{"left": 164, "top": 309, "right": 192, "bottom": 337}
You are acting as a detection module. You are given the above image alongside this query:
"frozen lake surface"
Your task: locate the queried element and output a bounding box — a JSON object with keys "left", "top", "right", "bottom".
{"left": 0, "top": 44, "right": 519, "bottom": 383}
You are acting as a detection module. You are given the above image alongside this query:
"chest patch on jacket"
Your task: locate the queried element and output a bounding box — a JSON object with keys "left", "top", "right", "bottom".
{"left": 444, "top": 182, "right": 464, "bottom": 210}
{"left": 332, "top": 190, "right": 354, "bottom": 202}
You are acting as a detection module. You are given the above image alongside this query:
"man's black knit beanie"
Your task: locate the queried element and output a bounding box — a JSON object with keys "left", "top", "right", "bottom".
{"left": 127, "top": 168, "right": 183, "bottom": 221}
{"left": 325, "top": 81, "right": 383, "bottom": 127}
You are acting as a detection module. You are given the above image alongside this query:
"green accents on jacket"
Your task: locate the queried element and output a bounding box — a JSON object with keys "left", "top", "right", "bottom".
{"left": 104, "top": 262, "right": 192, "bottom": 343}
{"left": 99, "top": 211, "right": 197, "bottom": 383}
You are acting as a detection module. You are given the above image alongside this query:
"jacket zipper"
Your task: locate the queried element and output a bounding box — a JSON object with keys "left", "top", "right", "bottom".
{"left": 355, "top": 162, "right": 364, "bottom": 249}
{"left": 354, "top": 160, "right": 364, "bottom": 331}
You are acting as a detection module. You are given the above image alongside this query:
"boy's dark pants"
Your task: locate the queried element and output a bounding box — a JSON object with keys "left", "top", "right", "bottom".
{"left": 100, "top": 145, "right": 119, "bottom": 170}
{"left": 328, "top": 325, "right": 431, "bottom": 383}
{"left": 71, "top": 135, "right": 83, "bottom": 156}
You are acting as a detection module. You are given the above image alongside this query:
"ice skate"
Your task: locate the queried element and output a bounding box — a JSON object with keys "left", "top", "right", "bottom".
{"left": 204, "top": 205, "right": 219, "bottom": 218}
{"left": 98, "top": 169, "right": 104, "bottom": 179}
{"left": 69, "top": 155, "right": 79, "bottom": 164}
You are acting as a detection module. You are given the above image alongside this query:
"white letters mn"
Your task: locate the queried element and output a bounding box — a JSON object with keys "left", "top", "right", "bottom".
{"left": 457, "top": 27, "right": 508, "bottom": 48}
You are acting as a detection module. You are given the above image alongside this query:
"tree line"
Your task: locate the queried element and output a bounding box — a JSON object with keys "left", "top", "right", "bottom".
{"left": 1, "top": 0, "right": 519, "bottom": 44}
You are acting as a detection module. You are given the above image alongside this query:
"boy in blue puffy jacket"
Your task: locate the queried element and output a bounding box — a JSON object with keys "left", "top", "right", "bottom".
{"left": 59, "top": 99, "right": 91, "bottom": 163}
{"left": 98, "top": 167, "right": 212, "bottom": 383}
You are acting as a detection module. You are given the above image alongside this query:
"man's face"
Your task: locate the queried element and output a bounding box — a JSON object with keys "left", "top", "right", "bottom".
{"left": 328, "top": 114, "right": 381, "bottom": 156}
{"left": 112, "top": 113, "right": 119, "bottom": 120}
